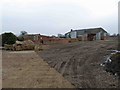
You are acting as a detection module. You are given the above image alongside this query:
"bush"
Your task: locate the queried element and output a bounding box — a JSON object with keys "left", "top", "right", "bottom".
{"left": 17, "top": 36, "right": 24, "bottom": 41}
{"left": 2, "top": 32, "right": 17, "bottom": 46}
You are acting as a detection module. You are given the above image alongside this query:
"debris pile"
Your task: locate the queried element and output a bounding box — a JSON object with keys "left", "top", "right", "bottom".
{"left": 22, "top": 40, "right": 35, "bottom": 50}
{"left": 4, "top": 44, "right": 13, "bottom": 50}
{"left": 34, "top": 44, "right": 43, "bottom": 52}
{"left": 101, "top": 50, "right": 120, "bottom": 78}
{"left": 4, "top": 40, "right": 35, "bottom": 51}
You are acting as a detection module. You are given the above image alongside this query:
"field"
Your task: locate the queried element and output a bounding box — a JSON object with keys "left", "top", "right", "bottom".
{"left": 38, "top": 37, "right": 119, "bottom": 88}
{"left": 2, "top": 37, "right": 119, "bottom": 88}
{"left": 2, "top": 51, "right": 74, "bottom": 88}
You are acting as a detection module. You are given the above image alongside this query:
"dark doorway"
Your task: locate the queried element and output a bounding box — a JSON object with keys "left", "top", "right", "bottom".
{"left": 87, "top": 34, "right": 96, "bottom": 41}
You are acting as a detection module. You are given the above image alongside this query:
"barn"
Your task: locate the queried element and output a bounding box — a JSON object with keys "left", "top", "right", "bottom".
{"left": 65, "top": 27, "right": 108, "bottom": 41}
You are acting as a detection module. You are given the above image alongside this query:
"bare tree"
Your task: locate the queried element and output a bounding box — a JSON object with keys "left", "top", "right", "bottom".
{"left": 20, "top": 31, "right": 28, "bottom": 36}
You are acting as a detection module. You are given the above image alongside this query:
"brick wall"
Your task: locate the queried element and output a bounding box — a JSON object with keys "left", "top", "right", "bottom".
{"left": 24, "top": 34, "right": 79, "bottom": 45}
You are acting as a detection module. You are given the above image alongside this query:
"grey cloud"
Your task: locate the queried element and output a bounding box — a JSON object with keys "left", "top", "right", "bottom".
{"left": 2, "top": 1, "right": 118, "bottom": 35}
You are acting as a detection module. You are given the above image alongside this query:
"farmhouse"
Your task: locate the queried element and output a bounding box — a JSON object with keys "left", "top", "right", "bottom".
{"left": 65, "top": 27, "right": 108, "bottom": 41}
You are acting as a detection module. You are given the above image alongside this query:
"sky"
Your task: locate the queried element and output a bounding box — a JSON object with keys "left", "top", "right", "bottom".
{"left": 1, "top": 0, "right": 119, "bottom": 36}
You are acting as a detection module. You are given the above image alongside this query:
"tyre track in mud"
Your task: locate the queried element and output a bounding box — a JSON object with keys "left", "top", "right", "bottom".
{"left": 38, "top": 40, "right": 118, "bottom": 88}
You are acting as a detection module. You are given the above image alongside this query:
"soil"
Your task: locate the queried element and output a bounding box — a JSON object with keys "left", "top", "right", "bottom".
{"left": 38, "top": 39, "right": 119, "bottom": 88}
{"left": 2, "top": 50, "right": 74, "bottom": 88}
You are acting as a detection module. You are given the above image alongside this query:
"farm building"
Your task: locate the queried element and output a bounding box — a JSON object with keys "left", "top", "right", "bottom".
{"left": 65, "top": 27, "right": 108, "bottom": 41}
{"left": 23, "top": 34, "right": 70, "bottom": 44}
{"left": 23, "top": 34, "right": 52, "bottom": 44}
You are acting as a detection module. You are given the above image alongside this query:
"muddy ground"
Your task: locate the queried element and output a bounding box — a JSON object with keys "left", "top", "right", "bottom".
{"left": 38, "top": 38, "right": 119, "bottom": 88}
{"left": 2, "top": 51, "right": 74, "bottom": 88}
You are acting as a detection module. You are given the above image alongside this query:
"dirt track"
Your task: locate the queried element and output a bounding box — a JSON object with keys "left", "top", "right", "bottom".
{"left": 38, "top": 39, "right": 119, "bottom": 88}
{"left": 2, "top": 51, "right": 74, "bottom": 88}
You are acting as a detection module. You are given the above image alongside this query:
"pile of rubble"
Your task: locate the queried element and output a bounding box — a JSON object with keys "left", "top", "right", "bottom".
{"left": 4, "top": 40, "right": 43, "bottom": 51}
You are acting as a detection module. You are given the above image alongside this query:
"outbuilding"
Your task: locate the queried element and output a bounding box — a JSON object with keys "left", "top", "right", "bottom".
{"left": 65, "top": 27, "right": 108, "bottom": 41}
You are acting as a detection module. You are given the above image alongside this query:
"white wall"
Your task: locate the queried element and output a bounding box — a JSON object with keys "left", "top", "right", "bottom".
{"left": 96, "top": 32, "right": 101, "bottom": 40}
{"left": 70, "top": 31, "right": 77, "bottom": 38}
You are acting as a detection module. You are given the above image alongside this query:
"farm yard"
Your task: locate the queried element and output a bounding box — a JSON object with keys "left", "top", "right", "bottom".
{"left": 2, "top": 50, "right": 74, "bottom": 88}
{"left": 2, "top": 37, "right": 119, "bottom": 88}
{"left": 38, "top": 37, "right": 119, "bottom": 88}
{"left": 1, "top": 0, "right": 119, "bottom": 88}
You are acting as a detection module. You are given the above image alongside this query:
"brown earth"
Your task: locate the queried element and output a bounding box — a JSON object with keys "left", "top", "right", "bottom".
{"left": 38, "top": 38, "right": 119, "bottom": 88}
{"left": 2, "top": 51, "right": 74, "bottom": 88}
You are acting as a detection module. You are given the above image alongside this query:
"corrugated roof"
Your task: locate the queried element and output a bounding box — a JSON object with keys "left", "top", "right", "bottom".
{"left": 73, "top": 27, "right": 107, "bottom": 34}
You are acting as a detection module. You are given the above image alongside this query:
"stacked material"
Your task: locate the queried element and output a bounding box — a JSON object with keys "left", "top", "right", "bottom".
{"left": 34, "top": 44, "right": 43, "bottom": 52}
{"left": 22, "top": 40, "right": 35, "bottom": 50}
{"left": 13, "top": 41, "right": 23, "bottom": 51}
{"left": 4, "top": 44, "right": 13, "bottom": 50}
{"left": 13, "top": 40, "right": 35, "bottom": 51}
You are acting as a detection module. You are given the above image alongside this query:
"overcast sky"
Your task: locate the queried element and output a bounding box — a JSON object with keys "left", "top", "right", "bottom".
{"left": 1, "top": 0, "right": 119, "bottom": 36}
